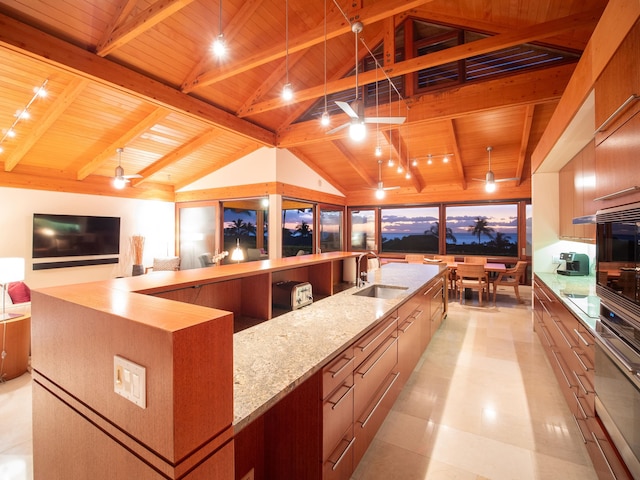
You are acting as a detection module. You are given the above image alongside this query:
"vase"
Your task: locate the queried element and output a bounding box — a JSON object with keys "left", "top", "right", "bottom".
{"left": 132, "top": 264, "right": 144, "bottom": 276}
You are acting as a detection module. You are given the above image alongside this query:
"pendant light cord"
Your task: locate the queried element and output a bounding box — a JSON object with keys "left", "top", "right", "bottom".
{"left": 285, "top": 0, "right": 289, "bottom": 84}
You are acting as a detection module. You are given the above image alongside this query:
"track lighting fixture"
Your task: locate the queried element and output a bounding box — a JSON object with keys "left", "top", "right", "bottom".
{"left": 0, "top": 79, "right": 48, "bottom": 154}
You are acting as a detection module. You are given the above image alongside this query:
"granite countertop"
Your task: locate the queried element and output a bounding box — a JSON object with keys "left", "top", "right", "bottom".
{"left": 232, "top": 262, "right": 446, "bottom": 431}
{"left": 535, "top": 272, "right": 599, "bottom": 331}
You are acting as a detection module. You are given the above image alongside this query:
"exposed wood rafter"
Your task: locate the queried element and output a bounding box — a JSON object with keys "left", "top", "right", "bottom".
{"left": 517, "top": 105, "right": 535, "bottom": 186}
{"left": 445, "top": 119, "right": 466, "bottom": 190}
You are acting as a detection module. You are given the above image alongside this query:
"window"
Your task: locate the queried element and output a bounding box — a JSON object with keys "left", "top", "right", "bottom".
{"left": 282, "top": 199, "right": 314, "bottom": 257}
{"left": 350, "top": 209, "right": 376, "bottom": 251}
{"left": 380, "top": 206, "right": 439, "bottom": 253}
{"left": 178, "top": 204, "right": 216, "bottom": 270}
{"left": 223, "top": 199, "right": 268, "bottom": 262}
{"left": 445, "top": 204, "right": 518, "bottom": 256}
{"left": 319, "top": 208, "right": 343, "bottom": 252}
{"left": 525, "top": 203, "right": 532, "bottom": 256}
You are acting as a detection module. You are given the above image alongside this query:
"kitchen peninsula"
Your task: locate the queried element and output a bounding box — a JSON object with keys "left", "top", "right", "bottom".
{"left": 30, "top": 253, "right": 448, "bottom": 480}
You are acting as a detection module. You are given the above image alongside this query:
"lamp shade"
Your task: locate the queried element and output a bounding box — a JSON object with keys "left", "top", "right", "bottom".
{"left": 0, "top": 257, "right": 25, "bottom": 284}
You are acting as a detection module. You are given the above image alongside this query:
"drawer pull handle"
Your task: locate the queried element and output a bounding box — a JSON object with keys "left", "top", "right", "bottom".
{"left": 412, "top": 309, "right": 424, "bottom": 319}
{"left": 329, "top": 384, "right": 355, "bottom": 410}
{"left": 573, "top": 350, "right": 592, "bottom": 371}
{"left": 552, "top": 318, "right": 576, "bottom": 348}
{"left": 572, "top": 414, "right": 588, "bottom": 444}
{"left": 398, "top": 319, "right": 415, "bottom": 333}
{"left": 540, "top": 325, "right": 554, "bottom": 348}
{"left": 591, "top": 432, "right": 619, "bottom": 480}
{"left": 358, "top": 337, "right": 398, "bottom": 379}
{"left": 594, "top": 93, "right": 640, "bottom": 134}
{"left": 356, "top": 318, "right": 396, "bottom": 353}
{"left": 573, "top": 371, "right": 594, "bottom": 395}
{"left": 551, "top": 351, "right": 575, "bottom": 388}
{"left": 329, "top": 355, "right": 353, "bottom": 379}
{"left": 573, "top": 328, "right": 591, "bottom": 347}
{"left": 594, "top": 185, "right": 640, "bottom": 202}
{"left": 330, "top": 436, "right": 356, "bottom": 471}
{"left": 360, "top": 372, "right": 400, "bottom": 428}
{"left": 573, "top": 392, "right": 590, "bottom": 420}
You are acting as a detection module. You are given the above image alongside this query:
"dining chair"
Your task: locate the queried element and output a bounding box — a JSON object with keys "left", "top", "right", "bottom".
{"left": 434, "top": 255, "right": 456, "bottom": 294}
{"left": 455, "top": 263, "right": 489, "bottom": 306}
{"left": 463, "top": 256, "right": 487, "bottom": 264}
{"left": 405, "top": 254, "right": 424, "bottom": 263}
{"left": 492, "top": 261, "right": 528, "bottom": 304}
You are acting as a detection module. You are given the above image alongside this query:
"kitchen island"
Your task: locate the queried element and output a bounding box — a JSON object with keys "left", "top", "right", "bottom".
{"left": 30, "top": 253, "right": 447, "bottom": 480}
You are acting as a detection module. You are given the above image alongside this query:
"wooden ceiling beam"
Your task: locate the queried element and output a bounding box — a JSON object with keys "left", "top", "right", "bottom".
{"left": 0, "top": 12, "right": 274, "bottom": 146}
{"left": 384, "top": 130, "right": 423, "bottom": 192}
{"left": 96, "top": 0, "right": 197, "bottom": 56}
{"left": 182, "top": 0, "right": 436, "bottom": 92}
{"left": 4, "top": 77, "right": 89, "bottom": 172}
{"left": 517, "top": 105, "right": 535, "bottom": 186}
{"left": 131, "top": 128, "right": 223, "bottom": 186}
{"left": 76, "top": 107, "right": 169, "bottom": 180}
{"left": 95, "top": 0, "right": 138, "bottom": 55}
{"left": 445, "top": 119, "right": 466, "bottom": 190}
{"left": 331, "top": 140, "right": 377, "bottom": 187}
{"left": 278, "top": 63, "right": 571, "bottom": 147}
{"left": 241, "top": 9, "right": 598, "bottom": 117}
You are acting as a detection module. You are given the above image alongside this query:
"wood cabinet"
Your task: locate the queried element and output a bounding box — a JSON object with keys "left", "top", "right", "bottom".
{"left": 234, "top": 269, "right": 448, "bottom": 480}
{"left": 593, "top": 19, "right": 640, "bottom": 207}
{"left": 559, "top": 141, "right": 596, "bottom": 242}
{"left": 533, "top": 277, "right": 632, "bottom": 480}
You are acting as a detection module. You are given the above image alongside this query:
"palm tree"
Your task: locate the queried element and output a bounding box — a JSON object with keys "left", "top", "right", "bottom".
{"left": 425, "top": 221, "right": 457, "bottom": 243}
{"left": 295, "top": 221, "right": 312, "bottom": 237}
{"left": 491, "top": 231, "right": 512, "bottom": 250}
{"left": 226, "top": 218, "right": 247, "bottom": 237}
{"left": 468, "top": 217, "right": 495, "bottom": 243}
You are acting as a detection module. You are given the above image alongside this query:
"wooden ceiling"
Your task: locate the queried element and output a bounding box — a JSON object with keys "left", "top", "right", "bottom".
{"left": 0, "top": 0, "right": 606, "bottom": 204}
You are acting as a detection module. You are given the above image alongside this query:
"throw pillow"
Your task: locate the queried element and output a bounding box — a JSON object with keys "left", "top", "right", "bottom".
{"left": 8, "top": 281, "right": 31, "bottom": 304}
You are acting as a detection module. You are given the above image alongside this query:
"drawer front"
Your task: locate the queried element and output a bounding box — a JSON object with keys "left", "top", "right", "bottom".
{"left": 323, "top": 347, "right": 354, "bottom": 398}
{"left": 354, "top": 333, "right": 398, "bottom": 418}
{"left": 323, "top": 425, "right": 354, "bottom": 480}
{"left": 323, "top": 378, "right": 354, "bottom": 460}
{"left": 354, "top": 371, "right": 401, "bottom": 466}
{"left": 354, "top": 314, "right": 398, "bottom": 366}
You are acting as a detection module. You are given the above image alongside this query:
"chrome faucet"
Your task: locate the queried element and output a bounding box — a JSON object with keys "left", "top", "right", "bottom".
{"left": 356, "top": 251, "right": 380, "bottom": 288}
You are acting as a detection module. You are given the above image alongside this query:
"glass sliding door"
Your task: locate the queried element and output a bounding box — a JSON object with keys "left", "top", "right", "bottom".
{"left": 319, "top": 207, "right": 344, "bottom": 252}
{"left": 178, "top": 203, "right": 217, "bottom": 270}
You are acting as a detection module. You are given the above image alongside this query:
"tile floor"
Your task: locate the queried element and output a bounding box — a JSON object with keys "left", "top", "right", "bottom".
{"left": 0, "top": 286, "right": 598, "bottom": 480}
{"left": 352, "top": 286, "right": 598, "bottom": 480}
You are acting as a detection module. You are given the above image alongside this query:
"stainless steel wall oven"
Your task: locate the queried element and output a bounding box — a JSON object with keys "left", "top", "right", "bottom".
{"left": 595, "top": 202, "right": 640, "bottom": 479}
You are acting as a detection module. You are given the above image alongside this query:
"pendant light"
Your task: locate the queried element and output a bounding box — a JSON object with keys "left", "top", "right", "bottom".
{"left": 211, "top": 1, "right": 226, "bottom": 57}
{"left": 347, "top": 22, "right": 365, "bottom": 141}
{"left": 282, "top": 0, "right": 293, "bottom": 101}
{"left": 485, "top": 146, "right": 496, "bottom": 192}
{"left": 320, "top": 0, "right": 330, "bottom": 126}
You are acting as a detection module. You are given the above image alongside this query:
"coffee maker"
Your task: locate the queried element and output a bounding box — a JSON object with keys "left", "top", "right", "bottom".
{"left": 557, "top": 252, "right": 590, "bottom": 276}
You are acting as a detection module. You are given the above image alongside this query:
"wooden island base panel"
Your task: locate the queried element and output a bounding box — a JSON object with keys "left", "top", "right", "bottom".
{"left": 30, "top": 253, "right": 448, "bottom": 480}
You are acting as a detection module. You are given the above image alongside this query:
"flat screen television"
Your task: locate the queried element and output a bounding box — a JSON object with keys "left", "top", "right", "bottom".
{"left": 33, "top": 213, "right": 121, "bottom": 258}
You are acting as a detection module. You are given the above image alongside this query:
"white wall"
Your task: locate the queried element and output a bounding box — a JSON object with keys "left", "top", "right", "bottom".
{"left": 0, "top": 187, "right": 174, "bottom": 289}
{"left": 179, "top": 147, "right": 344, "bottom": 197}
{"left": 532, "top": 173, "right": 595, "bottom": 275}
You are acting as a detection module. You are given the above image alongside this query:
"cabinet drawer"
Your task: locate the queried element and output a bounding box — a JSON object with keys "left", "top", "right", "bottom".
{"left": 323, "top": 379, "right": 354, "bottom": 460}
{"left": 323, "top": 425, "right": 355, "bottom": 480}
{"left": 354, "top": 334, "right": 398, "bottom": 418}
{"left": 323, "top": 347, "right": 354, "bottom": 397}
{"left": 354, "top": 371, "right": 401, "bottom": 466}
{"left": 354, "top": 314, "right": 398, "bottom": 366}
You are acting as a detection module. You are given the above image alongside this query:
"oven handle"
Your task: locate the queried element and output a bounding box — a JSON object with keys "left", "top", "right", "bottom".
{"left": 595, "top": 324, "right": 637, "bottom": 374}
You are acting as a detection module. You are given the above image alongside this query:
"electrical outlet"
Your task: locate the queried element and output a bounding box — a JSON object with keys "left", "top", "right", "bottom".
{"left": 240, "top": 468, "right": 254, "bottom": 480}
{"left": 114, "top": 355, "right": 146, "bottom": 409}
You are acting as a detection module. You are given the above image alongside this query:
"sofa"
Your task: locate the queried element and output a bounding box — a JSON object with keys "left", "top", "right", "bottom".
{"left": 1, "top": 281, "right": 31, "bottom": 381}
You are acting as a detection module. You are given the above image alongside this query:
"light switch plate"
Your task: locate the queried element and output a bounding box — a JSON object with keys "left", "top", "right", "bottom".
{"left": 114, "top": 355, "right": 146, "bottom": 409}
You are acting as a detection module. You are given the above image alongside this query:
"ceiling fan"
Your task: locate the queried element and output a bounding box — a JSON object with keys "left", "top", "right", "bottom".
{"left": 113, "top": 147, "right": 142, "bottom": 189}
{"left": 327, "top": 22, "right": 405, "bottom": 141}
{"left": 472, "top": 146, "right": 520, "bottom": 192}
{"left": 372, "top": 159, "right": 400, "bottom": 199}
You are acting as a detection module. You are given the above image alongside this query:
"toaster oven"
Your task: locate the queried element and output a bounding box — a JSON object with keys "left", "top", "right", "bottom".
{"left": 272, "top": 281, "right": 313, "bottom": 310}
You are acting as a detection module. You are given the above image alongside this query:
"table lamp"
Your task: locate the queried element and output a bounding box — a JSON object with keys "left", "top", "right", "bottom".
{"left": 0, "top": 257, "right": 25, "bottom": 320}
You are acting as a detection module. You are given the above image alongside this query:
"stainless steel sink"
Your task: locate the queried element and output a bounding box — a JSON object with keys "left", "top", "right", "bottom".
{"left": 353, "top": 284, "right": 408, "bottom": 299}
